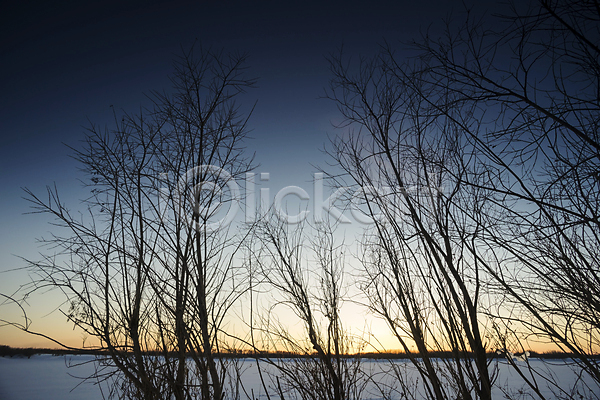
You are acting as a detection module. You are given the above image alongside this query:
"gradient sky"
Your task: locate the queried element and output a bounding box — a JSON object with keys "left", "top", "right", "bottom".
{"left": 0, "top": 0, "right": 503, "bottom": 348}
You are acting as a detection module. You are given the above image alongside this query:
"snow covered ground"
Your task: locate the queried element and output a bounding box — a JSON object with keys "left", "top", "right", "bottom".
{"left": 0, "top": 355, "right": 596, "bottom": 399}
{"left": 0, "top": 355, "right": 104, "bottom": 399}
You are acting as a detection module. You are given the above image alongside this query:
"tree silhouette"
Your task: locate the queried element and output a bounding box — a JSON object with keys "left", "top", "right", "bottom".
{"left": 326, "top": 0, "right": 600, "bottom": 398}
{"left": 21, "top": 45, "right": 256, "bottom": 400}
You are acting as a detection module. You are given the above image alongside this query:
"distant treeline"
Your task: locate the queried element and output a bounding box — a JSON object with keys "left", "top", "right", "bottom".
{"left": 0, "top": 345, "right": 594, "bottom": 360}
{"left": 0, "top": 345, "right": 107, "bottom": 358}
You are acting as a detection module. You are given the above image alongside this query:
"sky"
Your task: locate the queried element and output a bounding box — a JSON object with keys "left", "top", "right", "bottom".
{"left": 0, "top": 0, "right": 503, "bottom": 349}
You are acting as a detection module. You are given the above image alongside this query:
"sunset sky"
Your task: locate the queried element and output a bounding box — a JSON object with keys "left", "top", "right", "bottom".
{"left": 0, "top": 0, "right": 508, "bottom": 350}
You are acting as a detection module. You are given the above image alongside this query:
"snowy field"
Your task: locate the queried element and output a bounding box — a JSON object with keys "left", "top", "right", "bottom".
{"left": 0, "top": 355, "right": 596, "bottom": 399}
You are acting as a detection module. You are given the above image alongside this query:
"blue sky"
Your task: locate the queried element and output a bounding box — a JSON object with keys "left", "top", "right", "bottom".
{"left": 0, "top": 0, "right": 498, "bottom": 347}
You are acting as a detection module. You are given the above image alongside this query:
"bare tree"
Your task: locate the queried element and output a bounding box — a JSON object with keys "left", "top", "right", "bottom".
{"left": 327, "top": 0, "right": 600, "bottom": 398}
{"left": 20, "top": 45, "right": 256, "bottom": 400}
{"left": 248, "top": 218, "right": 367, "bottom": 400}
{"left": 396, "top": 0, "right": 600, "bottom": 396}
{"left": 326, "top": 48, "right": 497, "bottom": 400}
